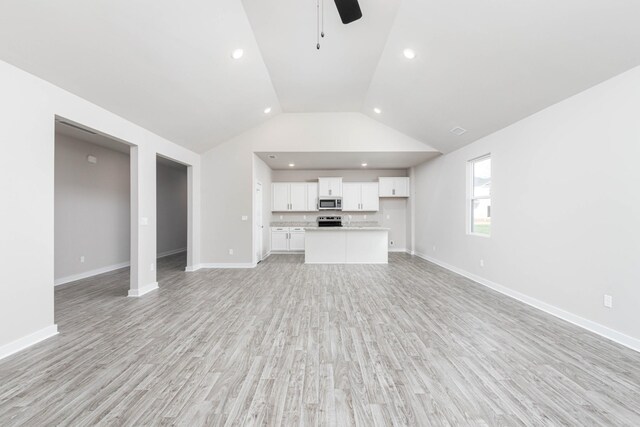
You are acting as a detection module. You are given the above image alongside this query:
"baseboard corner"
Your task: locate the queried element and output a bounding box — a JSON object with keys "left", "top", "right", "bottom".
{"left": 0, "top": 324, "right": 59, "bottom": 361}
{"left": 128, "top": 282, "right": 159, "bottom": 297}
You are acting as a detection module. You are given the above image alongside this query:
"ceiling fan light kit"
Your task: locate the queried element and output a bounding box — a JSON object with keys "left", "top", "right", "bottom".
{"left": 316, "top": 0, "right": 361, "bottom": 50}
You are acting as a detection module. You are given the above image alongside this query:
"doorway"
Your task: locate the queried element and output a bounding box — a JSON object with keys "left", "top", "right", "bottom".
{"left": 156, "top": 155, "right": 188, "bottom": 282}
{"left": 255, "top": 181, "right": 263, "bottom": 263}
{"left": 54, "top": 119, "right": 132, "bottom": 296}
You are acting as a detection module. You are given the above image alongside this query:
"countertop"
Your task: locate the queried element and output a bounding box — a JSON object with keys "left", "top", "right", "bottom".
{"left": 304, "top": 226, "right": 390, "bottom": 231}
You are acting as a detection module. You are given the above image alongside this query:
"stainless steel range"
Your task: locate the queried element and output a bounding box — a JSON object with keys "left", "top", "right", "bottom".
{"left": 317, "top": 216, "right": 343, "bottom": 227}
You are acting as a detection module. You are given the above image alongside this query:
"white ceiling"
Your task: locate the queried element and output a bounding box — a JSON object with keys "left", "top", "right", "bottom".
{"left": 256, "top": 151, "right": 439, "bottom": 170}
{"left": 2, "top": 0, "right": 640, "bottom": 154}
{"left": 242, "top": 0, "right": 401, "bottom": 112}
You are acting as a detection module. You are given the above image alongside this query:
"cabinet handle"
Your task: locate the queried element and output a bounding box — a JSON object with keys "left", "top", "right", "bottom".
{"left": 329, "top": 189, "right": 332, "bottom": 195}
{"left": 392, "top": 188, "right": 396, "bottom": 195}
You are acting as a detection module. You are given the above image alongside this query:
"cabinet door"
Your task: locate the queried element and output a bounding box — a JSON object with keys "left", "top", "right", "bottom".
{"left": 289, "top": 231, "right": 305, "bottom": 251}
{"left": 306, "top": 183, "right": 318, "bottom": 211}
{"left": 342, "top": 183, "right": 361, "bottom": 211}
{"left": 272, "top": 183, "right": 290, "bottom": 211}
{"left": 271, "top": 231, "right": 289, "bottom": 251}
{"left": 378, "top": 177, "right": 394, "bottom": 197}
{"left": 360, "top": 183, "right": 379, "bottom": 211}
{"left": 289, "top": 183, "right": 307, "bottom": 211}
{"left": 394, "top": 177, "right": 410, "bottom": 197}
{"left": 319, "top": 177, "right": 343, "bottom": 197}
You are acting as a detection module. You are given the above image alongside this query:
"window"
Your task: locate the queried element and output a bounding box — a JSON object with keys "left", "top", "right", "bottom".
{"left": 469, "top": 155, "right": 491, "bottom": 236}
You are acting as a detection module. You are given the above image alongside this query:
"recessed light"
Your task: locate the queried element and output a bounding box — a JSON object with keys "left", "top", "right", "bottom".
{"left": 361, "top": 163, "right": 368, "bottom": 167}
{"left": 264, "top": 107, "right": 272, "bottom": 114}
{"left": 231, "top": 49, "right": 244, "bottom": 60}
{"left": 403, "top": 48, "right": 416, "bottom": 60}
{"left": 373, "top": 108, "right": 382, "bottom": 114}
{"left": 288, "top": 163, "right": 295, "bottom": 167}
{"left": 450, "top": 126, "right": 467, "bottom": 136}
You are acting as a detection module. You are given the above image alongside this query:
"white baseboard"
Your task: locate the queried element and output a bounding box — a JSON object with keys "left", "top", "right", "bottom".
{"left": 185, "top": 262, "right": 257, "bottom": 272}
{"left": 388, "top": 248, "right": 408, "bottom": 253}
{"left": 157, "top": 247, "right": 187, "bottom": 259}
{"left": 55, "top": 261, "right": 130, "bottom": 286}
{"left": 128, "top": 281, "right": 159, "bottom": 297}
{"left": 413, "top": 252, "right": 640, "bottom": 353}
{"left": 0, "top": 325, "right": 58, "bottom": 361}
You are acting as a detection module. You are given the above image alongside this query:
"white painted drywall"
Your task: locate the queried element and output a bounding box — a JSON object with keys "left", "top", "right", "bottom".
{"left": 412, "top": 66, "right": 640, "bottom": 343}
{"left": 0, "top": 59, "right": 201, "bottom": 352}
{"left": 270, "top": 169, "right": 409, "bottom": 251}
{"left": 54, "top": 134, "right": 130, "bottom": 282}
{"left": 157, "top": 161, "right": 188, "bottom": 256}
{"left": 201, "top": 112, "right": 437, "bottom": 265}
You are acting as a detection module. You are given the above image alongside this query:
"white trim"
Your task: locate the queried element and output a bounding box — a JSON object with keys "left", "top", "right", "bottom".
{"left": 185, "top": 262, "right": 257, "bottom": 271}
{"left": 0, "top": 325, "right": 58, "bottom": 361}
{"left": 128, "top": 281, "right": 159, "bottom": 297}
{"left": 270, "top": 251, "right": 304, "bottom": 255}
{"left": 185, "top": 265, "right": 200, "bottom": 272}
{"left": 156, "top": 247, "right": 187, "bottom": 259}
{"left": 54, "top": 261, "right": 130, "bottom": 286}
{"left": 388, "top": 248, "right": 408, "bottom": 253}
{"left": 413, "top": 252, "right": 640, "bottom": 353}
{"left": 261, "top": 251, "right": 272, "bottom": 261}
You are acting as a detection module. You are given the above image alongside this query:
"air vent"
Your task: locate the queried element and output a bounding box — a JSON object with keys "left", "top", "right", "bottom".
{"left": 268, "top": 154, "right": 277, "bottom": 159}
{"left": 57, "top": 120, "right": 97, "bottom": 135}
{"left": 450, "top": 126, "right": 467, "bottom": 136}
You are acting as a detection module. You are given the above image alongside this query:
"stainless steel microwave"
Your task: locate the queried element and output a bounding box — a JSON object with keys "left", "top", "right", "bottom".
{"left": 318, "top": 197, "right": 342, "bottom": 211}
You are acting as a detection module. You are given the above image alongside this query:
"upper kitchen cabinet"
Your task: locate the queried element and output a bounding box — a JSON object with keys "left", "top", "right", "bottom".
{"left": 343, "top": 182, "right": 379, "bottom": 211}
{"left": 272, "top": 183, "right": 319, "bottom": 212}
{"left": 379, "top": 177, "right": 410, "bottom": 197}
{"left": 318, "top": 177, "right": 342, "bottom": 197}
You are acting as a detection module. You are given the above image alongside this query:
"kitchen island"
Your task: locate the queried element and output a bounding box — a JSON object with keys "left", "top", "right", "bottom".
{"left": 304, "top": 226, "right": 389, "bottom": 264}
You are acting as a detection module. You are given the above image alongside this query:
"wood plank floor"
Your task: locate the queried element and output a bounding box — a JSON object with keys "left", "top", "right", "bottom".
{"left": 1, "top": 253, "right": 640, "bottom": 425}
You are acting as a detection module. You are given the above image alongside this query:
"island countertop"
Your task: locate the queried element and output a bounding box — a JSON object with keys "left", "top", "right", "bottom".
{"left": 304, "top": 226, "right": 390, "bottom": 231}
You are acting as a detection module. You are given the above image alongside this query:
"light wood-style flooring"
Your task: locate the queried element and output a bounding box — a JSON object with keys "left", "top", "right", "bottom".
{"left": 1, "top": 253, "right": 640, "bottom": 425}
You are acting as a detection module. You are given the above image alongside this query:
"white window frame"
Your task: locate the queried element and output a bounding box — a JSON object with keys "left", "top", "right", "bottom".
{"left": 467, "top": 154, "right": 491, "bottom": 237}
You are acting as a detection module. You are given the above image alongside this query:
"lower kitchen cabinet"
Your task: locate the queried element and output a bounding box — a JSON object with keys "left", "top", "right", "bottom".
{"left": 271, "top": 227, "right": 305, "bottom": 252}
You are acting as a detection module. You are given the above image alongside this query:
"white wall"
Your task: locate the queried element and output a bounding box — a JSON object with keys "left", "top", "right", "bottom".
{"left": 0, "top": 59, "right": 201, "bottom": 354}
{"left": 54, "top": 134, "right": 130, "bottom": 282}
{"left": 412, "top": 66, "right": 640, "bottom": 347}
{"left": 157, "top": 161, "right": 188, "bottom": 256}
{"left": 201, "top": 112, "right": 437, "bottom": 265}
{"left": 271, "top": 169, "right": 409, "bottom": 251}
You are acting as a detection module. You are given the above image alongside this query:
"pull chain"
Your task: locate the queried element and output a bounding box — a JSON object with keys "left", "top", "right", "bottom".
{"left": 321, "top": 0, "right": 325, "bottom": 38}
{"left": 316, "top": 0, "right": 320, "bottom": 49}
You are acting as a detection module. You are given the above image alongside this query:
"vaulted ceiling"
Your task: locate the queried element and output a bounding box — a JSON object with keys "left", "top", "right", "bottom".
{"left": 1, "top": 0, "right": 640, "bottom": 154}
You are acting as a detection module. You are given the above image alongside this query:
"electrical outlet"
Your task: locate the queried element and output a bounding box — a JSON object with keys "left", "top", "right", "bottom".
{"left": 386, "top": 214, "right": 390, "bottom": 220}
{"left": 241, "top": 215, "right": 248, "bottom": 221}
{"left": 279, "top": 215, "right": 283, "bottom": 220}
{"left": 432, "top": 246, "right": 436, "bottom": 252}
{"left": 364, "top": 215, "right": 367, "bottom": 220}
{"left": 229, "top": 249, "right": 234, "bottom": 255}
{"left": 150, "top": 263, "right": 154, "bottom": 271}
{"left": 603, "top": 294, "right": 613, "bottom": 308}
{"left": 480, "top": 259, "right": 484, "bottom": 267}
{"left": 303, "top": 215, "right": 306, "bottom": 220}
{"left": 80, "top": 256, "right": 85, "bottom": 263}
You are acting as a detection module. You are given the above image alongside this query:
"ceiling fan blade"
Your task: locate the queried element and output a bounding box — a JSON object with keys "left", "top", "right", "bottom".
{"left": 334, "top": 0, "right": 362, "bottom": 24}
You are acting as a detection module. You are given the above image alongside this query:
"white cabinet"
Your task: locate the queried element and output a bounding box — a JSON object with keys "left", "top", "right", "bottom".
{"left": 342, "top": 182, "right": 379, "bottom": 211}
{"left": 272, "top": 183, "right": 318, "bottom": 212}
{"left": 271, "top": 228, "right": 289, "bottom": 251}
{"left": 379, "top": 177, "right": 410, "bottom": 197}
{"left": 318, "top": 177, "right": 343, "bottom": 197}
{"left": 306, "top": 183, "right": 318, "bottom": 211}
{"left": 290, "top": 183, "right": 307, "bottom": 211}
{"left": 272, "top": 183, "right": 290, "bottom": 211}
{"left": 289, "top": 228, "right": 306, "bottom": 251}
{"left": 271, "top": 227, "right": 305, "bottom": 252}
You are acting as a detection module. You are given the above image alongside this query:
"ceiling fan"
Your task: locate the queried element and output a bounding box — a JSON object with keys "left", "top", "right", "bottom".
{"left": 316, "top": 0, "right": 362, "bottom": 50}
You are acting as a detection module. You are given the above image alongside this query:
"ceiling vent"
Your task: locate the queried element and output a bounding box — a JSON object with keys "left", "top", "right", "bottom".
{"left": 268, "top": 154, "right": 277, "bottom": 159}
{"left": 450, "top": 126, "right": 467, "bottom": 136}
{"left": 57, "top": 120, "right": 97, "bottom": 135}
